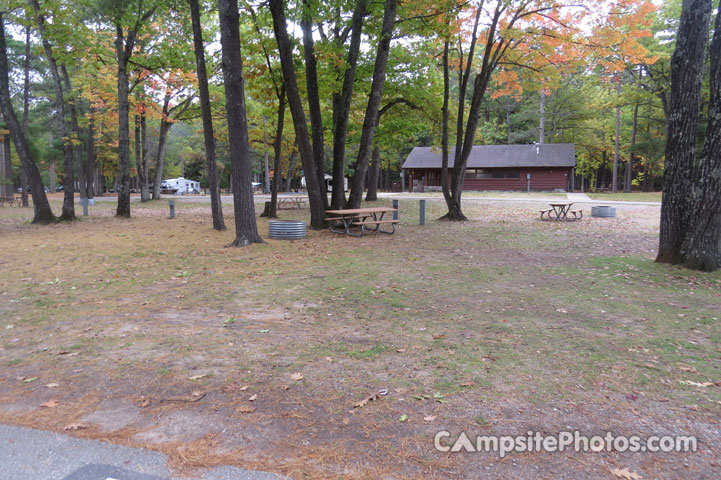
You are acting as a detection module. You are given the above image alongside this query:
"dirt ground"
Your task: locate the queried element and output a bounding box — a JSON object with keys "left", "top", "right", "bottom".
{"left": 0, "top": 197, "right": 719, "bottom": 479}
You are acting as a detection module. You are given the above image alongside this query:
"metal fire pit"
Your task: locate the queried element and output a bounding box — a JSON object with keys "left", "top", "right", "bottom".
{"left": 591, "top": 205, "right": 616, "bottom": 218}
{"left": 268, "top": 220, "right": 306, "bottom": 240}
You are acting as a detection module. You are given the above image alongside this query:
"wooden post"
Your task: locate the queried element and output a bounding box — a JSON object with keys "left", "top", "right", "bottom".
{"left": 419, "top": 199, "right": 426, "bottom": 225}
{"left": 392, "top": 199, "right": 399, "bottom": 221}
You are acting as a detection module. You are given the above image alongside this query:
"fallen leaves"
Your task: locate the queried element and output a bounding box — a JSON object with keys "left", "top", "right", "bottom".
{"left": 610, "top": 467, "right": 642, "bottom": 480}
{"left": 460, "top": 381, "right": 475, "bottom": 387}
{"left": 46, "top": 383, "right": 59, "bottom": 388}
{"left": 21, "top": 377, "right": 37, "bottom": 383}
{"left": 399, "top": 414, "right": 408, "bottom": 422}
{"left": 248, "top": 394, "right": 258, "bottom": 402}
{"left": 188, "top": 373, "right": 208, "bottom": 380}
{"left": 290, "top": 372, "right": 304, "bottom": 381}
{"left": 40, "top": 399, "right": 59, "bottom": 408}
{"left": 236, "top": 405, "right": 256, "bottom": 414}
{"left": 423, "top": 415, "right": 437, "bottom": 422}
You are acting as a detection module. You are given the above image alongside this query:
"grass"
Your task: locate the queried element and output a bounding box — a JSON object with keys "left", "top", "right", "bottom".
{"left": 586, "top": 191, "right": 662, "bottom": 202}
{"left": 0, "top": 196, "right": 719, "bottom": 479}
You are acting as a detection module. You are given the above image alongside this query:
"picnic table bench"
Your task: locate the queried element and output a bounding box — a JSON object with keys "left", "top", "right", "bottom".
{"left": 0, "top": 196, "right": 20, "bottom": 207}
{"left": 325, "top": 207, "right": 398, "bottom": 237}
{"left": 540, "top": 202, "right": 583, "bottom": 222}
{"left": 277, "top": 195, "right": 307, "bottom": 210}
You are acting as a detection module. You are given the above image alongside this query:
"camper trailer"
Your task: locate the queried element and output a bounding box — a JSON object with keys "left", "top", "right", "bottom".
{"left": 160, "top": 177, "right": 200, "bottom": 194}
{"left": 300, "top": 174, "right": 348, "bottom": 192}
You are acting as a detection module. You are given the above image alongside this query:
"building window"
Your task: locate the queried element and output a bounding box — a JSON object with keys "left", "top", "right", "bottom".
{"left": 465, "top": 169, "right": 520, "bottom": 179}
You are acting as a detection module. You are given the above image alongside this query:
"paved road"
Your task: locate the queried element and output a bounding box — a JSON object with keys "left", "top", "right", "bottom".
{"left": 0, "top": 423, "right": 284, "bottom": 480}
{"left": 93, "top": 192, "right": 661, "bottom": 207}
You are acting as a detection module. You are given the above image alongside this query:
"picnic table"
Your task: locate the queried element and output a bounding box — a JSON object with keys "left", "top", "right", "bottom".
{"left": 325, "top": 206, "right": 398, "bottom": 237}
{"left": 540, "top": 202, "right": 583, "bottom": 221}
{"left": 277, "top": 195, "right": 307, "bottom": 210}
{"left": 0, "top": 196, "right": 19, "bottom": 207}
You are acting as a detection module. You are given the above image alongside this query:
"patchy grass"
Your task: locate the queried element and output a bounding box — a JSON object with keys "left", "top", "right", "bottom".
{"left": 586, "top": 191, "right": 662, "bottom": 202}
{"left": 0, "top": 197, "right": 719, "bottom": 479}
{"left": 386, "top": 190, "right": 568, "bottom": 199}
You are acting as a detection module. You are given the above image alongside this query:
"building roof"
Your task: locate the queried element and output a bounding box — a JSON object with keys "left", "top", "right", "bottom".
{"left": 401, "top": 144, "right": 576, "bottom": 169}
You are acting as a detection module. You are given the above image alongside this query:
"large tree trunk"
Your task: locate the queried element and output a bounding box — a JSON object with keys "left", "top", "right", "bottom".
{"left": 346, "top": 0, "right": 397, "bottom": 209}
{"left": 190, "top": 0, "right": 224, "bottom": 230}
{"left": 679, "top": 2, "right": 721, "bottom": 271}
{"left": 329, "top": 0, "right": 368, "bottom": 209}
{"left": 300, "top": 0, "right": 328, "bottom": 210}
{"left": 21, "top": 23, "right": 31, "bottom": 206}
{"left": 115, "top": 25, "right": 132, "bottom": 218}
{"left": 657, "top": 0, "right": 713, "bottom": 264}
{"left": 0, "top": 13, "right": 54, "bottom": 223}
{"left": 269, "top": 0, "right": 325, "bottom": 229}
{"left": 32, "top": 0, "right": 74, "bottom": 220}
{"left": 440, "top": 40, "right": 452, "bottom": 208}
{"left": 219, "top": 0, "right": 262, "bottom": 246}
{"left": 441, "top": 6, "right": 485, "bottom": 221}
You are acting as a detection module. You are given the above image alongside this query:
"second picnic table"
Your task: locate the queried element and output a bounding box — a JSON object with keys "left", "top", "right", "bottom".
{"left": 325, "top": 207, "right": 398, "bottom": 237}
{"left": 540, "top": 202, "right": 583, "bottom": 221}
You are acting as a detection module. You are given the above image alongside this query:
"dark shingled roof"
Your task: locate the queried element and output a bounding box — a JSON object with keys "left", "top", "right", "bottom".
{"left": 401, "top": 143, "right": 576, "bottom": 169}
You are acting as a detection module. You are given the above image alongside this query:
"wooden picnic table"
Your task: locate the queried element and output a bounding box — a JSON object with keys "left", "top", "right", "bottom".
{"left": 325, "top": 207, "right": 398, "bottom": 237}
{"left": 277, "top": 195, "right": 307, "bottom": 210}
{"left": 540, "top": 202, "right": 583, "bottom": 221}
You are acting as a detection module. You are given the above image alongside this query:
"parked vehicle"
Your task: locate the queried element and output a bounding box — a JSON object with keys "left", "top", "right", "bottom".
{"left": 160, "top": 177, "right": 200, "bottom": 194}
{"left": 300, "top": 174, "right": 347, "bottom": 192}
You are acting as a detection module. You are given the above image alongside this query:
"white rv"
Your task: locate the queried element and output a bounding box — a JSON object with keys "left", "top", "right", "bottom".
{"left": 160, "top": 177, "right": 200, "bottom": 194}
{"left": 301, "top": 174, "right": 348, "bottom": 192}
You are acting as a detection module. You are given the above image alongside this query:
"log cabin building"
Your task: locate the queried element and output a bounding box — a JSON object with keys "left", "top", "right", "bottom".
{"left": 401, "top": 143, "right": 576, "bottom": 192}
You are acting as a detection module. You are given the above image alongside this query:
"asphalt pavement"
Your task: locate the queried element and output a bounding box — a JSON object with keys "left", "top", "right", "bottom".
{"left": 0, "top": 423, "right": 284, "bottom": 480}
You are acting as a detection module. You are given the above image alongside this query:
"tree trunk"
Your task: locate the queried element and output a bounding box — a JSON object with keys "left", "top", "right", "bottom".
{"left": 32, "top": 0, "right": 74, "bottom": 220}
{"left": 115, "top": 25, "right": 132, "bottom": 217}
{"left": 140, "top": 113, "right": 150, "bottom": 201}
{"left": 0, "top": 13, "right": 54, "bottom": 223}
{"left": 625, "top": 101, "right": 639, "bottom": 193}
{"left": 269, "top": 0, "right": 325, "bottom": 229}
{"left": 134, "top": 115, "right": 143, "bottom": 200}
{"left": 329, "top": 0, "right": 368, "bottom": 209}
{"left": 21, "top": 23, "right": 31, "bottom": 206}
{"left": 612, "top": 79, "right": 621, "bottom": 193}
{"left": 657, "top": 0, "right": 713, "bottom": 264}
{"left": 264, "top": 85, "right": 286, "bottom": 218}
{"left": 286, "top": 149, "right": 297, "bottom": 193}
{"left": 300, "top": 0, "right": 328, "bottom": 210}
{"left": 262, "top": 115, "right": 270, "bottom": 193}
{"left": 190, "top": 0, "right": 224, "bottom": 230}
{"left": 365, "top": 145, "right": 380, "bottom": 201}
{"left": 679, "top": 2, "right": 721, "bottom": 271}
{"left": 1, "top": 133, "right": 10, "bottom": 198}
{"left": 152, "top": 95, "right": 173, "bottom": 200}
{"left": 219, "top": 0, "right": 262, "bottom": 246}
{"left": 539, "top": 89, "right": 545, "bottom": 144}
{"left": 86, "top": 112, "right": 96, "bottom": 198}
{"left": 346, "top": 0, "right": 397, "bottom": 209}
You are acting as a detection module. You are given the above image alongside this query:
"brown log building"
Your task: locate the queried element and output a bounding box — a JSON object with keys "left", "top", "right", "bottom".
{"left": 401, "top": 143, "right": 576, "bottom": 192}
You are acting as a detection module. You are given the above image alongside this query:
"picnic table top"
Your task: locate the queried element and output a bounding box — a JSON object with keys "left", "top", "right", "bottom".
{"left": 549, "top": 202, "right": 573, "bottom": 207}
{"left": 325, "top": 207, "right": 397, "bottom": 215}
